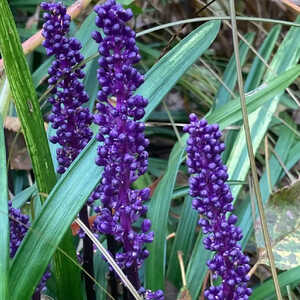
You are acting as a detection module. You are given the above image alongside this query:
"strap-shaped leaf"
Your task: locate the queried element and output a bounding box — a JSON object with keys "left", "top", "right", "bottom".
{"left": 9, "top": 20, "right": 220, "bottom": 299}
{"left": 9, "top": 16, "right": 300, "bottom": 299}
{"left": 0, "top": 116, "right": 9, "bottom": 300}
{"left": 0, "top": 0, "right": 83, "bottom": 298}
{"left": 215, "top": 32, "right": 255, "bottom": 108}
{"left": 186, "top": 17, "right": 300, "bottom": 299}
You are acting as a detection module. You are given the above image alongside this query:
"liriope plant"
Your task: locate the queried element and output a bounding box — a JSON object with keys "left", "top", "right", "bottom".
{"left": 0, "top": 0, "right": 300, "bottom": 300}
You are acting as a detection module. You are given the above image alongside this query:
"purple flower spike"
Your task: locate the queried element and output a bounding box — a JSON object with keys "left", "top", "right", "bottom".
{"left": 8, "top": 201, "right": 51, "bottom": 293}
{"left": 91, "top": 1, "right": 163, "bottom": 297}
{"left": 183, "top": 114, "right": 252, "bottom": 300}
{"left": 41, "top": 2, "right": 93, "bottom": 174}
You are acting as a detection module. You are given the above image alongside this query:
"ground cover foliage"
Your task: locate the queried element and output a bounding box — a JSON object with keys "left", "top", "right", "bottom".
{"left": 0, "top": 0, "right": 300, "bottom": 299}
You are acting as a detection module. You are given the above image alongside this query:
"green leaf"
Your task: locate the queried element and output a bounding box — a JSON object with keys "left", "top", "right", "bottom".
{"left": 9, "top": 20, "right": 219, "bottom": 298}
{"left": 222, "top": 25, "right": 281, "bottom": 163}
{"left": 145, "top": 135, "right": 188, "bottom": 291}
{"left": 244, "top": 25, "right": 281, "bottom": 91}
{"left": 185, "top": 65, "right": 300, "bottom": 298}
{"left": 140, "top": 21, "right": 221, "bottom": 120}
{"left": 0, "top": 77, "right": 11, "bottom": 118}
{"left": 116, "top": 0, "right": 135, "bottom": 5}
{"left": 215, "top": 32, "right": 255, "bottom": 108}
{"left": 143, "top": 20, "right": 221, "bottom": 291}
{"left": 12, "top": 185, "right": 37, "bottom": 209}
{"left": 250, "top": 266, "right": 300, "bottom": 300}
{"left": 228, "top": 16, "right": 300, "bottom": 253}
{"left": 9, "top": 138, "right": 100, "bottom": 300}
{"left": 206, "top": 65, "right": 300, "bottom": 128}
{"left": 0, "top": 1, "right": 83, "bottom": 298}
{"left": 226, "top": 15, "right": 300, "bottom": 217}
{"left": 0, "top": 0, "right": 56, "bottom": 201}
{"left": 255, "top": 179, "right": 300, "bottom": 270}
{"left": 167, "top": 196, "right": 198, "bottom": 288}
{"left": 0, "top": 115, "right": 9, "bottom": 300}
{"left": 186, "top": 233, "right": 211, "bottom": 298}
{"left": 94, "top": 250, "right": 109, "bottom": 300}
{"left": 239, "top": 118, "right": 296, "bottom": 250}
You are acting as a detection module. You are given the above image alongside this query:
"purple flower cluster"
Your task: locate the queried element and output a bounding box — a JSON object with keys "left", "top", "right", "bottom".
{"left": 90, "top": 1, "right": 163, "bottom": 297}
{"left": 184, "top": 114, "right": 251, "bottom": 300}
{"left": 41, "top": 1, "right": 93, "bottom": 174}
{"left": 8, "top": 201, "right": 51, "bottom": 293}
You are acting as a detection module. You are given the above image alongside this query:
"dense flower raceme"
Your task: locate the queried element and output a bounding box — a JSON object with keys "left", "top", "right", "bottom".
{"left": 41, "top": 2, "right": 93, "bottom": 174}
{"left": 8, "top": 201, "right": 51, "bottom": 293}
{"left": 90, "top": 1, "right": 163, "bottom": 299}
{"left": 183, "top": 114, "right": 252, "bottom": 300}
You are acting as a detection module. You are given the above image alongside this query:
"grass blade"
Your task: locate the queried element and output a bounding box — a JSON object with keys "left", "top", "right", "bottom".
{"left": 0, "top": 115, "right": 9, "bottom": 300}
{"left": 222, "top": 25, "right": 281, "bottom": 162}
{"left": 206, "top": 65, "right": 300, "bottom": 127}
{"left": 226, "top": 17, "right": 300, "bottom": 204}
{"left": 229, "top": 0, "right": 281, "bottom": 296}
{"left": 0, "top": 1, "right": 83, "bottom": 298}
{"left": 185, "top": 64, "right": 300, "bottom": 298}
{"left": 140, "top": 21, "right": 221, "bottom": 119}
{"left": 12, "top": 185, "right": 37, "bottom": 209}
{"left": 145, "top": 135, "right": 188, "bottom": 290}
{"left": 0, "top": 0, "right": 56, "bottom": 198}
{"left": 250, "top": 266, "right": 300, "bottom": 300}
{"left": 9, "top": 138, "right": 100, "bottom": 300}
{"left": 8, "top": 21, "right": 300, "bottom": 300}
{"left": 244, "top": 25, "right": 281, "bottom": 92}
{"left": 215, "top": 32, "right": 255, "bottom": 108}
{"left": 166, "top": 196, "right": 198, "bottom": 288}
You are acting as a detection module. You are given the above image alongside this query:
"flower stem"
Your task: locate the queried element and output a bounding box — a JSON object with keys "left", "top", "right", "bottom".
{"left": 79, "top": 205, "right": 96, "bottom": 300}
{"left": 107, "top": 235, "right": 120, "bottom": 299}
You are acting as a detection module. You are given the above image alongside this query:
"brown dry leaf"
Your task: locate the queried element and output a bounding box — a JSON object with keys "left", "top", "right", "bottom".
{"left": 26, "top": 6, "right": 40, "bottom": 29}
{"left": 281, "top": 0, "right": 300, "bottom": 13}
{"left": 4, "top": 116, "right": 21, "bottom": 132}
{"left": 177, "top": 288, "right": 192, "bottom": 300}
{"left": 5, "top": 129, "right": 32, "bottom": 170}
{"left": 149, "top": 176, "right": 163, "bottom": 197}
{"left": 71, "top": 215, "right": 98, "bottom": 236}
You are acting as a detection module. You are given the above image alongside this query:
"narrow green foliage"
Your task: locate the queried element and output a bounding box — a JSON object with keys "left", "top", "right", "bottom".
{"left": 12, "top": 185, "right": 36, "bottom": 209}
{"left": 206, "top": 65, "right": 300, "bottom": 128}
{"left": 222, "top": 26, "right": 281, "bottom": 162}
{"left": 244, "top": 25, "right": 281, "bottom": 91}
{"left": 239, "top": 115, "right": 296, "bottom": 249}
{"left": 0, "top": 0, "right": 56, "bottom": 197}
{"left": 0, "top": 1, "right": 83, "bottom": 298}
{"left": 140, "top": 21, "right": 221, "bottom": 120}
{"left": 0, "top": 115, "right": 9, "bottom": 300}
{"left": 227, "top": 18, "right": 300, "bottom": 255}
{"left": 181, "top": 65, "right": 300, "bottom": 298}
{"left": 186, "top": 233, "right": 212, "bottom": 299}
{"left": 145, "top": 135, "right": 188, "bottom": 290}
{"left": 215, "top": 32, "right": 255, "bottom": 108}
{"left": 9, "top": 20, "right": 221, "bottom": 298}
{"left": 94, "top": 250, "right": 109, "bottom": 300}
{"left": 167, "top": 196, "right": 198, "bottom": 287}
{"left": 250, "top": 266, "right": 300, "bottom": 299}
{"left": 227, "top": 18, "right": 300, "bottom": 204}
{"left": 0, "top": 77, "right": 11, "bottom": 118}
{"left": 8, "top": 138, "right": 100, "bottom": 300}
